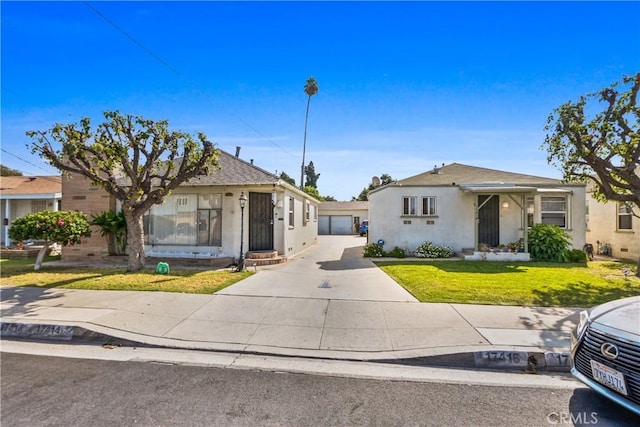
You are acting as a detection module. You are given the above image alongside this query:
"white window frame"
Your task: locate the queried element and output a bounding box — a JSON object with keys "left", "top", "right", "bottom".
{"left": 421, "top": 196, "right": 437, "bottom": 216}
{"left": 402, "top": 196, "right": 417, "bottom": 216}
{"left": 540, "top": 196, "right": 567, "bottom": 228}
{"left": 288, "top": 197, "right": 295, "bottom": 228}
{"left": 618, "top": 203, "right": 632, "bottom": 230}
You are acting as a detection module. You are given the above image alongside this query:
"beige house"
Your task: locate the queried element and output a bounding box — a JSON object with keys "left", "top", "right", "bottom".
{"left": 0, "top": 175, "right": 62, "bottom": 247}
{"left": 586, "top": 186, "right": 639, "bottom": 261}
{"left": 61, "top": 150, "right": 319, "bottom": 265}
{"left": 318, "top": 201, "right": 369, "bottom": 235}
{"left": 368, "top": 163, "right": 587, "bottom": 259}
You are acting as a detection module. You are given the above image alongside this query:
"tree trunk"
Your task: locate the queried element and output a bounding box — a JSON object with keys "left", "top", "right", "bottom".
{"left": 123, "top": 209, "right": 145, "bottom": 272}
{"left": 106, "top": 233, "right": 116, "bottom": 256}
{"left": 33, "top": 245, "right": 49, "bottom": 271}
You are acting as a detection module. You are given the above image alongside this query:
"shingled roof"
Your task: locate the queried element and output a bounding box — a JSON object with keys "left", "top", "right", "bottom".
{"left": 183, "top": 149, "right": 280, "bottom": 186}
{"left": 0, "top": 176, "right": 62, "bottom": 196}
{"left": 393, "top": 163, "right": 565, "bottom": 187}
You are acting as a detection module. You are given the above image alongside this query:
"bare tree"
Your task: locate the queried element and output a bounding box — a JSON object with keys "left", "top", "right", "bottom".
{"left": 28, "top": 110, "right": 219, "bottom": 272}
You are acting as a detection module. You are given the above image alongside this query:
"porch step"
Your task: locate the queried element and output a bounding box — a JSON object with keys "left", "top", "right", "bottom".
{"left": 245, "top": 251, "right": 287, "bottom": 267}
{"left": 246, "top": 250, "right": 279, "bottom": 260}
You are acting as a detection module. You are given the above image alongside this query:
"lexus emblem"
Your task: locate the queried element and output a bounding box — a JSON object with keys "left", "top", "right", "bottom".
{"left": 601, "top": 343, "right": 619, "bottom": 360}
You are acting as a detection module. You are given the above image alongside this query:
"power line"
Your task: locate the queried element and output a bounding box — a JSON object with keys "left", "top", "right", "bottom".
{"left": 0, "top": 148, "right": 56, "bottom": 177}
{"left": 82, "top": 1, "right": 298, "bottom": 159}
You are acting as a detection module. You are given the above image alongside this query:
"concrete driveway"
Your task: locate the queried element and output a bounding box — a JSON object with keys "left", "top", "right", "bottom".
{"left": 218, "top": 235, "right": 418, "bottom": 302}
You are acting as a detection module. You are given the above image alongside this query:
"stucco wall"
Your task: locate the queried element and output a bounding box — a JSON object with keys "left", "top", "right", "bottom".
{"left": 586, "top": 195, "right": 638, "bottom": 261}
{"left": 278, "top": 189, "right": 318, "bottom": 257}
{"left": 369, "top": 185, "right": 587, "bottom": 255}
{"left": 369, "top": 186, "right": 476, "bottom": 253}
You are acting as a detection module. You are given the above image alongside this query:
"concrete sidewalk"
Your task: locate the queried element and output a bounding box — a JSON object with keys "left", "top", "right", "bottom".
{"left": 0, "top": 236, "right": 581, "bottom": 371}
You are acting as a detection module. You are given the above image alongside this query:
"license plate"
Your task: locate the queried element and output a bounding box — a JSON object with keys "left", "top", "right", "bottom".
{"left": 590, "top": 360, "right": 628, "bottom": 396}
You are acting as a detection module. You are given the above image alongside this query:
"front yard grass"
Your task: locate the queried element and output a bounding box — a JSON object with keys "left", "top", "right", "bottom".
{"left": 0, "top": 257, "right": 252, "bottom": 294}
{"left": 375, "top": 260, "right": 640, "bottom": 307}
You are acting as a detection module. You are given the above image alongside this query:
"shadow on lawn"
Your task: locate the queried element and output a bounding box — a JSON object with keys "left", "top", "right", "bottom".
{"left": 375, "top": 261, "right": 597, "bottom": 275}
{"left": 532, "top": 280, "right": 640, "bottom": 307}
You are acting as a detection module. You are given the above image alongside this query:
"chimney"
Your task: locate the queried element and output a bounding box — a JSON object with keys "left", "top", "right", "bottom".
{"left": 235, "top": 146, "right": 241, "bottom": 157}
{"left": 250, "top": 159, "right": 254, "bottom": 165}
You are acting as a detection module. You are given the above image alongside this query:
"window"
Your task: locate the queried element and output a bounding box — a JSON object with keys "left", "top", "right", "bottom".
{"left": 197, "top": 194, "right": 222, "bottom": 246}
{"left": 402, "top": 196, "right": 417, "bottom": 215}
{"left": 618, "top": 203, "right": 632, "bottom": 230}
{"left": 304, "top": 201, "right": 310, "bottom": 225}
{"left": 526, "top": 196, "right": 534, "bottom": 227}
{"left": 541, "top": 196, "right": 566, "bottom": 228}
{"left": 289, "top": 197, "right": 295, "bottom": 227}
{"left": 31, "top": 200, "right": 47, "bottom": 212}
{"left": 422, "top": 196, "right": 436, "bottom": 216}
{"left": 145, "top": 193, "right": 222, "bottom": 246}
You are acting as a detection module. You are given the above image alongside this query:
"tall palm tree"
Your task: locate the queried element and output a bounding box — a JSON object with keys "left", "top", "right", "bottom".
{"left": 301, "top": 77, "right": 319, "bottom": 190}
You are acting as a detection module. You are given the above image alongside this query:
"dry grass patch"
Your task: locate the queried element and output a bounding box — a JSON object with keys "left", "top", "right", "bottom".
{"left": 0, "top": 257, "right": 252, "bottom": 294}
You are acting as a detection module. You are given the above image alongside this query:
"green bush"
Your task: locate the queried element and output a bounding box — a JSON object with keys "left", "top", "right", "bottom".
{"left": 415, "top": 241, "right": 453, "bottom": 258}
{"left": 92, "top": 210, "right": 127, "bottom": 255}
{"left": 567, "top": 249, "right": 588, "bottom": 263}
{"left": 363, "top": 243, "right": 385, "bottom": 257}
{"left": 528, "top": 223, "right": 571, "bottom": 262}
{"left": 386, "top": 247, "right": 406, "bottom": 258}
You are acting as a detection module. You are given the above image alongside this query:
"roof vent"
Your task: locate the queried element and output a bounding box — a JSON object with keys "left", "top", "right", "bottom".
{"left": 431, "top": 165, "right": 440, "bottom": 174}
{"left": 235, "top": 146, "right": 241, "bottom": 157}
{"left": 28, "top": 177, "right": 37, "bottom": 181}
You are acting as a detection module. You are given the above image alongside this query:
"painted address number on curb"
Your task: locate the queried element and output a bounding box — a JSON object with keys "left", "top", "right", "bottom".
{"left": 474, "top": 351, "right": 529, "bottom": 367}
{"left": 545, "top": 352, "right": 571, "bottom": 367}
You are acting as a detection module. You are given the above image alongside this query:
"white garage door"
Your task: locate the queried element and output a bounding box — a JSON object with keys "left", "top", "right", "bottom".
{"left": 330, "top": 215, "right": 353, "bottom": 235}
{"left": 318, "top": 216, "right": 330, "bottom": 235}
{"left": 318, "top": 215, "right": 353, "bottom": 235}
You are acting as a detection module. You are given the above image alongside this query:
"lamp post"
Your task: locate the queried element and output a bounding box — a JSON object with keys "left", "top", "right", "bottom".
{"left": 237, "top": 192, "right": 247, "bottom": 271}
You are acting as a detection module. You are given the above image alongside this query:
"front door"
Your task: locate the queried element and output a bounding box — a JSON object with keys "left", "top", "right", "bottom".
{"left": 248, "top": 192, "right": 274, "bottom": 251}
{"left": 478, "top": 195, "right": 499, "bottom": 247}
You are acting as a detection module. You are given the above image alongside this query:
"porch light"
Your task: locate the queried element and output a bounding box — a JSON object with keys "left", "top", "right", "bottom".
{"left": 237, "top": 192, "right": 248, "bottom": 271}
{"left": 502, "top": 201, "right": 509, "bottom": 209}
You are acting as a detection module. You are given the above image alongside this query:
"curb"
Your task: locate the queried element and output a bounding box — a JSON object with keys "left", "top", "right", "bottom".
{"left": 0, "top": 322, "right": 571, "bottom": 373}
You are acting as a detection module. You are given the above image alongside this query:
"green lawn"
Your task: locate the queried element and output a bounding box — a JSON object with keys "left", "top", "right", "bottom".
{"left": 2, "top": 257, "right": 638, "bottom": 307}
{"left": 375, "top": 260, "right": 640, "bottom": 307}
{"left": 0, "top": 256, "right": 253, "bottom": 294}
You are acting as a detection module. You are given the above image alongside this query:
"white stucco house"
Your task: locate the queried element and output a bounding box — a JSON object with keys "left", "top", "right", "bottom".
{"left": 62, "top": 150, "right": 319, "bottom": 266}
{"left": 368, "top": 163, "right": 587, "bottom": 259}
{"left": 0, "top": 175, "right": 62, "bottom": 247}
{"left": 586, "top": 185, "right": 639, "bottom": 261}
{"left": 318, "top": 201, "right": 369, "bottom": 235}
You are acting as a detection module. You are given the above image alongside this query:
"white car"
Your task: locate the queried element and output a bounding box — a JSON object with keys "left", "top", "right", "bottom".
{"left": 570, "top": 296, "right": 640, "bottom": 416}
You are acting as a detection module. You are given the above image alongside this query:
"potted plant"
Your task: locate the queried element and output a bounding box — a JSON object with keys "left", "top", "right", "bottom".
{"left": 507, "top": 242, "right": 520, "bottom": 253}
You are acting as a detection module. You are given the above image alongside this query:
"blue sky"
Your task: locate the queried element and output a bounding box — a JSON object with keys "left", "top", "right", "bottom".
{"left": 2, "top": 1, "right": 639, "bottom": 201}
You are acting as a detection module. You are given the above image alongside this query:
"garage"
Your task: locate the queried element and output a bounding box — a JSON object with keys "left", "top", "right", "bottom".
{"left": 318, "top": 215, "right": 353, "bottom": 235}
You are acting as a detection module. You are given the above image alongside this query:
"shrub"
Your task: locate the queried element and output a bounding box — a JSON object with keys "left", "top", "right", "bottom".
{"left": 386, "top": 247, "right": 406, "bottom": 258}
{"left": 567, "top": 249, "right": 588, "bottom": 263}
{"left": 92, "top": 210, "right": 127, "bottom": 255}
{"left": 415, "top": 241, "right": 453, "bottom": 258}
{"left": 8, "top": 210, "right": 92, "bottom": 270}
{"left": 363, "top": 243, "right": 385, "bottom": 257}
{"left": 528, "top": 223, "right": 571, "bottom": 262}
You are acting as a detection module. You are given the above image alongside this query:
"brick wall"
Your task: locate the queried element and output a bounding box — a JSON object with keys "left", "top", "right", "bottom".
{"left": 62, "top": 172, "right": 115, "bottom": 261}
